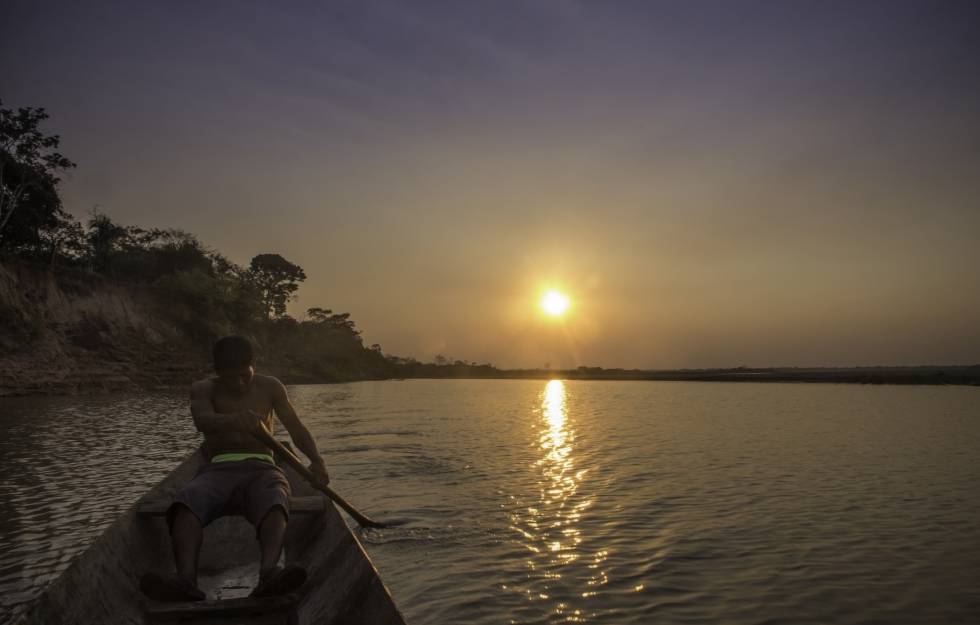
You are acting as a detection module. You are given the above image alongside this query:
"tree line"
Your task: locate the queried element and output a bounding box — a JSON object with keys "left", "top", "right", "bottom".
{"left": 0, "top": 100, "right": 375, "bottom": 362}
{"left": 1, "top": 99, "right": 502, "bottom": 379}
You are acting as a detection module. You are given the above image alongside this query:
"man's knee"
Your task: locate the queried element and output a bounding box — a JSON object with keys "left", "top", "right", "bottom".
{"left": 258, "top": 505, "right": 288, "bottom": 531}
{"left": 167, "top": 502, "right": 203, "bottom": 537}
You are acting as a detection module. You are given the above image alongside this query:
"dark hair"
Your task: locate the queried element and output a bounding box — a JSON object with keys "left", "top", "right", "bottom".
{"left": 213, "top": 335, "right": 254, "bottom": 370}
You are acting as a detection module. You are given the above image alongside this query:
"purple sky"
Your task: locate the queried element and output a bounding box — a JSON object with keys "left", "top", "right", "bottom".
{"left": 4, "top": 1, "right": 979, "bottom": 367}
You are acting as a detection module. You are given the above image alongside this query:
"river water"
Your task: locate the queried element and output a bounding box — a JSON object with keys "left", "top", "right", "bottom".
{"left": 1, "top": 380, "right": 978, "bottom": 624}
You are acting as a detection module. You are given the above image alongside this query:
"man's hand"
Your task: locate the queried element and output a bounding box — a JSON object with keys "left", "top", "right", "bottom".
{"left": 309, "top": 461, "right": 330, "bottom": 486}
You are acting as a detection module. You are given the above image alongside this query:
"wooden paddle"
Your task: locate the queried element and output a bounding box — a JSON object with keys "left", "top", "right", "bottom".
{"left": 251, "top": 427, "right": 387, "bottom": 529}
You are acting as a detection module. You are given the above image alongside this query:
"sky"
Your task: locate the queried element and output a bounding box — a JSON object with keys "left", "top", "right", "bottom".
{"left": 3, "top": 0, "right": 979, "bottom": 368}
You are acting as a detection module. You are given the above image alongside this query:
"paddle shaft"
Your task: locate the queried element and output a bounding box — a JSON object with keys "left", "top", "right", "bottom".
{"left": 251, "top": 427, "right": 387, "bottom": 529}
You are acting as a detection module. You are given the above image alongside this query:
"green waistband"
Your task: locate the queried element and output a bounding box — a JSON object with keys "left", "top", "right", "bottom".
{"left": 211, "top": 452, "right": 275, "bottom": 464}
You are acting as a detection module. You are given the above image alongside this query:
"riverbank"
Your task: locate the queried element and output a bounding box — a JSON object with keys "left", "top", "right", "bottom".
{"left": 0, "top": 262, "right": 207, "bottom": 396}
{"left": 0, "top": 261, "right": 392, "bottom": 396}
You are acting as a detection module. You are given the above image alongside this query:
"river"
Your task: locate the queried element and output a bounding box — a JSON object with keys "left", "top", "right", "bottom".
{"left": 1, "top": 380, "right": 978, "bottom": 624}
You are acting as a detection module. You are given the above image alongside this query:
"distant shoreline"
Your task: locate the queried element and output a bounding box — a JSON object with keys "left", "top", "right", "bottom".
{"left": 394, "top": 365, "right": 980, "bottom": 386}
{"left": 4, "top": 260, "right": 977, "bottom": 398}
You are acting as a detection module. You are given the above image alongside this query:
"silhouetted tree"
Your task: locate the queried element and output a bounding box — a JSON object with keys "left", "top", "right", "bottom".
{"left": 113, "top": 227, "right": 212, "bottom": 281}
{"left": 306, "top": 307, "right": 334, "bottom": 323}
{"left": 44, "top": 211, "right": 85, "bottom": 267}
{"left": 86, "top": 209, "right": 127, "bottom": 273}
{"left": 0, "top": 102, "right": 76, "bottom": 252}
{"left": 209, "top": 252, "right": 240, "bottom": 278}
{"left": 328, "top": 313, "right": 354, "bottom": 331}
{"left": 247, "top": 253, "right": 306, "bottom": 320}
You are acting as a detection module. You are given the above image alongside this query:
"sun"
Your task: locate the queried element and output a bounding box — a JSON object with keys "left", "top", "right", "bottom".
{"left": 540, "top": 290, "right": 570, "bottom": 317}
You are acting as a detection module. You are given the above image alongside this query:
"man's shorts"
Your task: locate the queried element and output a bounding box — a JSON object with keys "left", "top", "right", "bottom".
{"left": 167, "top": 458, "right": 291, "bottom": 533}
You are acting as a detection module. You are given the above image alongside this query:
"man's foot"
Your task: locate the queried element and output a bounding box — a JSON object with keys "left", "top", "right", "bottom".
{"left": 250, "top": 564, "right": 307, "bottom": 598}
{"left": 140, "top": 572, "right": 206, "bottom": 602}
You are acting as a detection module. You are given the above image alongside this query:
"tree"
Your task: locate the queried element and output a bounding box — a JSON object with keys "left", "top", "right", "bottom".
{"left": 43, "top": 210, "right": 86, "bottom": 268}
{"left": 86, "top": 209, "right": 127, "bottom": 273}
{"left": 326, "top": 311, "right": 359, "bottom": 336}
{"left": 247, "top": 253, "right": 306, "bottom": 320}
{"left": 0, "top": 102, "right": 76, "bottom": 250}
{"left": 113, "top": 227, "right": 212, "bottom": 281}
{"left": 306, "top": 307, "right": 334, "bottom": 323}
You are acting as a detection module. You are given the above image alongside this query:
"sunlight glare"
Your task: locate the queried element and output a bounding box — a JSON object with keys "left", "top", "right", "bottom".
{"left": 541, "top": 290, "right": 570, "bottom": 317}
{"left": 543, "top": 379, "right": 566, "bottom": 437}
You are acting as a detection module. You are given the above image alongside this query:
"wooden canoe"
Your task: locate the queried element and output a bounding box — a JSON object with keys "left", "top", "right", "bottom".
{"left": 14, "top": 445, "right": 407, "bottom": 625}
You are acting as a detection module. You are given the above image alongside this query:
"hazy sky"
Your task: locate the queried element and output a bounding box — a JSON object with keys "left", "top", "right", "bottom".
{"left": 4, "top": 1, "right": 979, "bottom": 368}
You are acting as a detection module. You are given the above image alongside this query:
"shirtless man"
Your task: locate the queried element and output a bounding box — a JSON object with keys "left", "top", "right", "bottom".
{"left": 141, "top": 335, "right": 330, "bottom": 601}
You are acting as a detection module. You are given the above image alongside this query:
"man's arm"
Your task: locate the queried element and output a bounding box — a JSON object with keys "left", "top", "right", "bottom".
{"left": 270, "top": 378, "right": 330, "bottom": 484}
{"left": 190, "top": 380, "right": 262, "bottom": 433}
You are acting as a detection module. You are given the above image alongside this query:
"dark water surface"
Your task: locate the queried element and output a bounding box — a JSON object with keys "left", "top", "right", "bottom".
{"left": 1, "top": 380, "right": 978, "bottom": 624}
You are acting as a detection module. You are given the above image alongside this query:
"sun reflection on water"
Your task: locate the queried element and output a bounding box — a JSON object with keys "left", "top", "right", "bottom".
{"left": 507, "top": 380, "right": 603, "bottom": 622}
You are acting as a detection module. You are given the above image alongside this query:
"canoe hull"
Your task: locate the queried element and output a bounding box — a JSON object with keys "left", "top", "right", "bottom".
{"left": 15, "top": 446, "right": 406, "bottom": 625}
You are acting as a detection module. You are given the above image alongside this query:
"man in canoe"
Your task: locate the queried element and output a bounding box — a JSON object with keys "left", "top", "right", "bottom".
{"left": 141, "top": 335, "right": 330, "bottom": 601}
